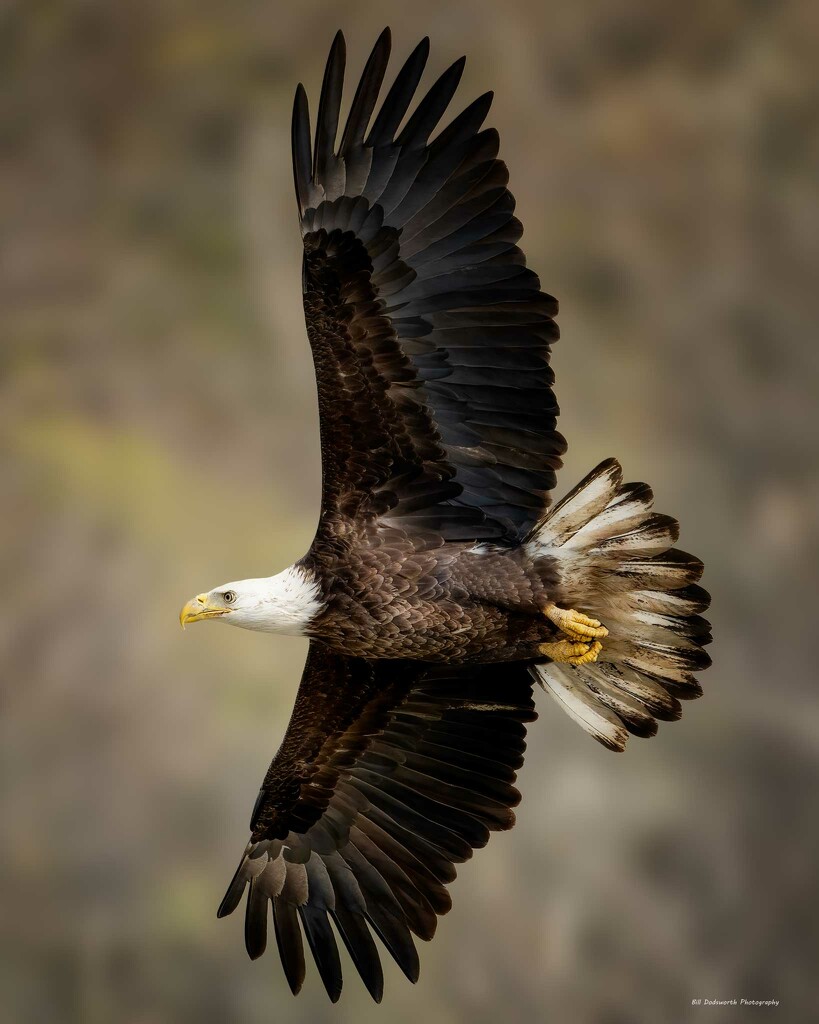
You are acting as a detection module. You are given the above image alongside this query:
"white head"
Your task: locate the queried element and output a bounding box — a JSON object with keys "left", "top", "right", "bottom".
{"left": 179, "top": 564, "right": 324, "bottom": 635}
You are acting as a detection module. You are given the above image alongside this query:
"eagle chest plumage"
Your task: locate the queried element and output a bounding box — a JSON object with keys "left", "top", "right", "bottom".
{"left": 304, "top": 541, "right": 561, "bottom": 662}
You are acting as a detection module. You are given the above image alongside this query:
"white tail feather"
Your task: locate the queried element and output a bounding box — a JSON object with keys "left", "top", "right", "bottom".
{"left": 528, "top": 460, "right": 710, "bottom": 750}
{"left": 529, "top": 458, "right": 622, "bottom": 548}
{"left": 535, "top": 663, "right": 629, "bottom": 752}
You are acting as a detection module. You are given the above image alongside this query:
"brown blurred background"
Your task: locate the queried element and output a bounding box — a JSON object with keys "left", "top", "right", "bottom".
{"left": 2, "top": 1, "right": 818, "bottom": 1021}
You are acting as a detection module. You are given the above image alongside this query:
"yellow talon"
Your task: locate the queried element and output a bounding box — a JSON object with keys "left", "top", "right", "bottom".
{"left": 538, "top": 639, "right": 603, "bottom": 666}
{"left": 542, "top": 601, "right": 609, "bottom": 640}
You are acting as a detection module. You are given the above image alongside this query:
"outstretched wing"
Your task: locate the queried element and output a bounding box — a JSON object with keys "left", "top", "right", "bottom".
{"left": 218, "top": 643, "right": 536, "bottom": 1002}
{"left": 296, "top": 29, "right": 565, "bottom": 545}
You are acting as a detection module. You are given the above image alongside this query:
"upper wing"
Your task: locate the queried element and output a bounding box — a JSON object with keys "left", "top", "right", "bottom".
{"left": 217, "top": 643, "right": 536, "bottom": 1002}
{"left": 296, "top": 30, "right": 566, "bottom": 545}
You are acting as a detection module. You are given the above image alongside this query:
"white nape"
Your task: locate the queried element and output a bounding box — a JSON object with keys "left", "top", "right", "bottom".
{"left": 216, "top": 564, "right": 324, "bottom": 635}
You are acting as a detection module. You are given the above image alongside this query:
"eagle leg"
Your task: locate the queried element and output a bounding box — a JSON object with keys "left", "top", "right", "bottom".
{"left": 541, "top": 602, "right": 609, "bottom": 641}
{"left": 538, "top": 639, "right": 603, "bottom": 666}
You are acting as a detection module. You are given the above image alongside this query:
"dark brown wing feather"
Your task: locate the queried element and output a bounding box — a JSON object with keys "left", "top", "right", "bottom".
{"left": 218, "top": 643, "right": 536, "bottom": 1002}
{"left": 296, "top": 29, "right": 566, "bottom": 544}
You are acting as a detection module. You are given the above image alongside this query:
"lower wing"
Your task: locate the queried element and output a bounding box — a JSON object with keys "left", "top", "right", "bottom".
{"left": 217, "top": 642, "right": 536, "bottom": 1002}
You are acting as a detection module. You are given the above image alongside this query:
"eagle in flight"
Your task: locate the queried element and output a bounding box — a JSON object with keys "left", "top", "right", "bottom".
{"left": 179, "top": 29, "right": 711, "bottom": 1003}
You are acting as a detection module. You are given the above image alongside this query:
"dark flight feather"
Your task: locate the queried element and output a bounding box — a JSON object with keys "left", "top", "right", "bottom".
{"left": 340, "top": 29, "right": 392, "bottom": 155}
{"left": 313, "top": 31, "right": 346, "bottom": 196}
{"left": 366, "top": 38, "right": 430, "bottom": 147}
{"left": 291, "top": 85, "right": 313, "bottom": 215}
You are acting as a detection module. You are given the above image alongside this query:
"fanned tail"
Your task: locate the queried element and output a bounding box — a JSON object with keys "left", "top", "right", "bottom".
{"left": 527, "top": 459, "right": 711, "bottom": 751}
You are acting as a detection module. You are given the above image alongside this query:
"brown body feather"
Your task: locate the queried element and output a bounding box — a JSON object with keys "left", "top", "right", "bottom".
{"left": 305, "top": 538, "right": 560, "bottom": 662}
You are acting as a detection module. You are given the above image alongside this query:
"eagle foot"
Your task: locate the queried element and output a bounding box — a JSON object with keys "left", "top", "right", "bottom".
{"left": 539, "top": 639, "right": 603, "bottom": 666}
{"left": 542, "top": 601, "right": 609, "bottom": 640}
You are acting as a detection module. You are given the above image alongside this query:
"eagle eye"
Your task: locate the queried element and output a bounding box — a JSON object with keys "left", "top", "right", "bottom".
{"left": 223, "top": 590, "right": 236, "bottom": 604}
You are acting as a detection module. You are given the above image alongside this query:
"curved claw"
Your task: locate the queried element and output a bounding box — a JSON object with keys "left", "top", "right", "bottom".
{"left": 538, "top": 639, "right": 603, "bottom": 666}
{"left": 542, "top": 602, "right": 609, "bottom": 640}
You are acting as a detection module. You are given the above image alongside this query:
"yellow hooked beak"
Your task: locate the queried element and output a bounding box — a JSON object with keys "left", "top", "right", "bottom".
{"left": 179, "top": 593, "right": 230, "bottom": 628}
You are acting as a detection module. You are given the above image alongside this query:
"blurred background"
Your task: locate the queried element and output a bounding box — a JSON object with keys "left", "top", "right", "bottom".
{"left": 2, "top": 1, "right": 818, "bottom": 1021}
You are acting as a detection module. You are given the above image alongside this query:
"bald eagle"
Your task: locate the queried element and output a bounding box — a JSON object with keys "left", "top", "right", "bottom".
{"left": 179, "top": 29, "right": 711, "bottom": 1002}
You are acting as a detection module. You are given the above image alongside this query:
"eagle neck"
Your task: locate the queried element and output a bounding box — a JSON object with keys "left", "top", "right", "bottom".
{"left": 251, "top": 564, "right": 324, "bottom": 635}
